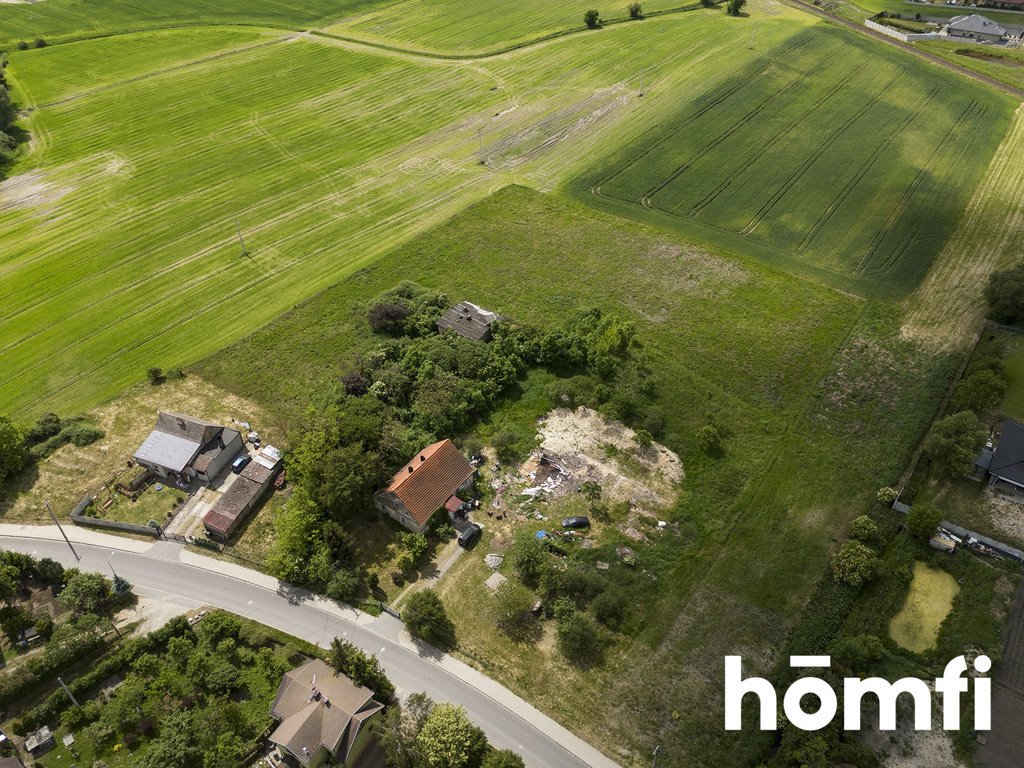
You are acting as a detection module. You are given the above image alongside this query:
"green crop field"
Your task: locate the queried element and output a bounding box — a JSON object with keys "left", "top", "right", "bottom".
{"left": 327, "top": 0, "right": 687, "bottom": 54}
{"left": 0, "top": 4, "right": 821, "bottom": 418}
{"left": 0, "top": 0, "right": 386, "bottom": 47}
{"left": 574, "top": 28, "right": 1015, "bottom": 298}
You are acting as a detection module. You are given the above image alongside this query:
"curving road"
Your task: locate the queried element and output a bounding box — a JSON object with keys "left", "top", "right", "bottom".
{"left": 0, "top": 528, "right": 619, "bottom": 768}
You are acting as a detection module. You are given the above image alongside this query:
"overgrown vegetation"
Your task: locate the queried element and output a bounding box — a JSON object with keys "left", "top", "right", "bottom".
{"left": 268, "top": 282, "right": 651, "bottom": 593}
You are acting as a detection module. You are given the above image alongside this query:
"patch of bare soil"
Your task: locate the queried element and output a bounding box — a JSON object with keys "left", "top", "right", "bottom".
{"left": 0, "top": 171, "right": 70, "bottom": 211}
{"left": 537, "top": 406, "right": 682, "bottom": 507}
{"left": 116, "top": 595, "right": 192, "bottom": 635}
{"left": 0, "top": 376, "right": 276, "bottom": 523}
{"left": 861, "top": 692, "right": 963, "bottom": 768}
{"left": 483, "top": 87, "right": 631, "bottom": 171}
{"left": 986, "top": 488, "right": 1024, "bottom": 545}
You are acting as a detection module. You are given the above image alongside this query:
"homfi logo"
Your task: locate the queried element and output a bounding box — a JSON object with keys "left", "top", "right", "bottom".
{"left": 724, "top": 655, "right": 992, "bottom": 731}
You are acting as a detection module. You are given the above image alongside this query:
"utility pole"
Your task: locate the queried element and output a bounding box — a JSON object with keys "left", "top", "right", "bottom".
{"left": 235, "top": 218, "right": 250, "bottom": 259}
{"left": 57, "top": 676, "right": 80, "bottom": 707}
{"left": 652, "top": 745, "right": 661, "bottom": 768}
{"left": 107, "top": 550, "right": 118, "bottom": 580}
{"left": 639, "top": 67, "right": 646, "bottom": 97}
{"left": 477, "top": 127, "right": 484, "bottom": 165}
{"left": 45, "top": 500, "right": 79, "bottom": 562}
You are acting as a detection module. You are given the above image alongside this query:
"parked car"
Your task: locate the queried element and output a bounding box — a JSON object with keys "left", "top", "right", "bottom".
{"left": 458, "top": 523, "right": 482, "bottom": 548}
{"left": 561, "top": 516, "right": 591, "bottom": 529}
{"left": 231, "top": 455, "right": 251, "bottom": 474}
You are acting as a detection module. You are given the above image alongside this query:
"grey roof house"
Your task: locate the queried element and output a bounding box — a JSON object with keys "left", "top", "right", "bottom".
{"left": 133, "top": 412, "right": 243, "bottom": 484}
{"left": 989, "top": 419, "right": 1024, "bottom": 491}
{"left": 946, "top": 14, "right": 1008, "bottom": 42}
{"left": 437, "top": 301, "right": 502, "bottom": 342}
{"left": 269, "top": 658, "right": 384, "bottom": 768}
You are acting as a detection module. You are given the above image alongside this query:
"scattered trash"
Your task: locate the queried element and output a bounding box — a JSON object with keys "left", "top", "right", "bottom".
{"left": 596, "top": 561, "right": 610, "bottom": 570}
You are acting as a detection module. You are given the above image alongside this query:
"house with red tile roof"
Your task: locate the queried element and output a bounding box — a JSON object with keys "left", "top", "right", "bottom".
{"left": 374, "top": 439, "right": 475, "bottom": 533}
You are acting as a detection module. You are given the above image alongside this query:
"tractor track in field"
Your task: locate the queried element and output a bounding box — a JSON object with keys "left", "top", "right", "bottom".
{"left": 687, "top": 57, "right": 868, "bottom": 217}
{"left": 858, "top": 99, "right": 985, "bottom": 280}
{"left": 795, "top": 83, "right": 942, "bottom": 259}
{"left": 786, "top": 0, "right": 1024, "bottom": 99}
{"left": 588, "top": 36, "right": 816, "bottom": 200}
{"left": 637, "top": 68, "right": 812, "bottom": 209}
{"left": 737, "top": 69, "right": 906, "bottom": 236}
{"left": 32, "top": 33, "right": 296, "bottom": 111}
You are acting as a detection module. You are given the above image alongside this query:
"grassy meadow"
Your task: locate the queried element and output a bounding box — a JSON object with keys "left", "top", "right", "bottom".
{"left": 199, "top": 185, "right": 958, "bottom": 765}
{"left": 0, "top": 4, "right": 819, "bottom": 419}
{"left": 574, "top": 27, "right": 1015, "bottom": 299}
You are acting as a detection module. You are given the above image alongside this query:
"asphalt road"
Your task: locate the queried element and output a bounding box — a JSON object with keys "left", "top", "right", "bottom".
{"left": 0, "top": 534, "right": 618, "bottom": 768}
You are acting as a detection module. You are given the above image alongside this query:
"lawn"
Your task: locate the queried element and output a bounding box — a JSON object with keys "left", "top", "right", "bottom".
{"left": 0, "top": 5, "right": 816, "bottom": 419}
{"left": 0, "top": 0, "right": 388, "bottom": 47}
{"left": 889, "top": 561, "right": 960, "bottom": 653}
{"left": 198, "top": 185, "right": 957, "bottom": 766}
{"left": 571, "top": 27, "right": 1015, "bottom": 299}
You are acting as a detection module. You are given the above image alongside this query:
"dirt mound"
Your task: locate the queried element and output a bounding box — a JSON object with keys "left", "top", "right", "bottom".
{"left": 537, "top": 407, "right": 682, "bottom": 507}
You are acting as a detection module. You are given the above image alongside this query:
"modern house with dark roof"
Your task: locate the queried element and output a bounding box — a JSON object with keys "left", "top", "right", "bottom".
{"left": 989, "top": 419, "right": 1024, "bottom": 491}
{"left": 269, "top": 658, "right": 383, "bottom": 768}
{"left": 437, "top": 301, "right": 502, "bottom": 342}
{"left": 133, "top": 412, "right": 243, "bottom": 485}
{"left": 203, "top": 445, "right": 282, "bottom": 540}
{"left": 946, "top": 14, "right": 1008, "bottom": 42}
{"left": 374, "top": 439, "right": 475, "bottom": 533}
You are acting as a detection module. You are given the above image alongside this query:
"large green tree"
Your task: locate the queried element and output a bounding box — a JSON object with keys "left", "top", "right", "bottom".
{"left": 0, "top": 415, "right": 28, "bottom": 488}
{"left": 985, "top": 262, "right": 1024, "bottom": 325}
{"left": 830, "top": 540, "right": 877, "bottom": 589}
{"left": 58, "top": 569, "right": 113, "bottom": 615}
{"left": 924, "top": 410, "right": 986, "bottom": 477}
{"left": 907, "top": 503, "right": 943, "bottom": 540}
{"left": 403, "top": 589, "right": 455, "bottom": 648}
{"left": 416, "top": 703, "right": 487, "bottom": 768}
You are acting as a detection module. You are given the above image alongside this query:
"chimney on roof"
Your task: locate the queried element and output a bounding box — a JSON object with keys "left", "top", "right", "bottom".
{"left": 420, "top": 455, "right": 426, "bottom": 462}
{"left": 407, "top": 466, "right": 414, "bottom": 474}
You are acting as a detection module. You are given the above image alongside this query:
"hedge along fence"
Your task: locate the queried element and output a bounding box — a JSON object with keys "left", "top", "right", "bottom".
{"left": 70, "top": 494, "right": 160, "bottom": 538}
{"left": 0, "top": 629, "right": 108, "bottom": 714}
{"left": 12, "top": 616, "right": 192, "bottom": 734}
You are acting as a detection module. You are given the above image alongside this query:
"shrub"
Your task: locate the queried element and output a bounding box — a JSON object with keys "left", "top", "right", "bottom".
{"left": 33, "top": 38, "right": 46, "bottom": 48}
{"left": 145, "top": 367, "right": 163, "bottom": 385}
{"left": 831, "top": 540, "right": 877, "bottom": 589}
{"left": 628, "top": 3, "right": 644, "bottom": 19}
{"left": 491, "top": 581, "right": 539, "bottom": 642}
{"left": 907, "top": 503, "right": 942, "bottom": 540}
{"left": 696, "top": 424, "right": 722, "bottom": 455}
{"left": 592, "top": 589, "right": 628, "bottom": 631}
{"left": 342, "top": 370, "right": 370, "bottom": 396}
{"left": 984, "top": 262, "right": 1024, "bottom": 325}
{"left": 325, "top": 569, "right": 360, "bottom": 603}
{"left": 403, "top": 590, "right": 455, "bottom": 648}
{"left": 63, "top": 422, "right": 105, "bottom": 447}
{"left": 367, "top": 301, "right": 412, "bottom": 335}
{"left": 923, "top": 411, "right": 986, "bottom": 478}
{"left": 483, "top": 750, "right": 527, "bottom": 768}
{"left": 633, "top": 428, "right": 653, "bottom": 448}
{"left": 16, "top": 42, "right": 28, "bottom": 51}
{"left": 727, "top": 0, "right": 747, "bottom": 14}
{"left": 491, "top": 431, "right": 521, "bottom": 464}
{"left": 584, "top": 9, "right": 601, "bottom": 28}
{"left": 556, "top": 609, "right": 602, "bottom": 666}
{"left": 876, "top": 486, "right": 899, "bottom": 505}
{"left": 850, "top": 515, "right": 878, "bottom": 544}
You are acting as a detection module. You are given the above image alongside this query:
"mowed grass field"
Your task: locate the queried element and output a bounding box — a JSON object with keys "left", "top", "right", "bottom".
{"left": 327, "top": 0, "right": 686, "bottom": 54}
{"left": 0, "top": 0, "right": 387, "bottom": 47}
{"left": 575, "top": 28, "right": 1015, "bottom": 298}
{"left": 0, "top": 4, "right": 821, "bottom": 418}
{"left": 198, "top": 185, "right": 957, "bottom": 766}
